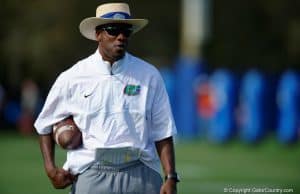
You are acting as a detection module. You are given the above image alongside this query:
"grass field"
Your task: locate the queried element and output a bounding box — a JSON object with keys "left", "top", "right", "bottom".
{"left": 0, "top": 131, "right": 299, "bottom": 194}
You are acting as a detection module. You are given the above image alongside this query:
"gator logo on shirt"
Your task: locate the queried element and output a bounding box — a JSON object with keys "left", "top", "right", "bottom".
{"left": 124, "top": 85, "right": 141, "bottom": 96}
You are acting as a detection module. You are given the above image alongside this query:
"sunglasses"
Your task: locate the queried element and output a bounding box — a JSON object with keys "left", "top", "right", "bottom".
{"left": 102, "top": 26, "right": 133, "bottom": 37}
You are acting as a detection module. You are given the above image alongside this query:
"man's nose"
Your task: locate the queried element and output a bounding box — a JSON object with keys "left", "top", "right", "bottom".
{"left": 116, "top": 33, "right": 128, "bottom": 40}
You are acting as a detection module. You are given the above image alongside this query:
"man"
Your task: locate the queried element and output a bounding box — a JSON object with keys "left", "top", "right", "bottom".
{"left": 34, "top": 2, "right": 179, "bottom": 194}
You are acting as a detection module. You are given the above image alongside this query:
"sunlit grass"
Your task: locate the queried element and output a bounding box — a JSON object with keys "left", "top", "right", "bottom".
{"left": 0, "top": 131, "right": 299, "bottom": 194}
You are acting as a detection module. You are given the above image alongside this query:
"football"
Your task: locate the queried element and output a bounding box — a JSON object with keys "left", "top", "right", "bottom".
{"left": 52, "top": 116, "right": 82, "bottom": 150}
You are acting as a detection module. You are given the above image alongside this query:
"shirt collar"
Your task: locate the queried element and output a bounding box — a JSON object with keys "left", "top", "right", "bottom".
{"left": 93, "top": 49, "right": 127, "bottom": 75}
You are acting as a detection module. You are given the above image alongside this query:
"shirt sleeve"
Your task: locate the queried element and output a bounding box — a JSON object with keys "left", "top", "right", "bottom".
{"left": 34, "top": 74, "right": 72, "bottom": 135}
{"left": 150, "top": 73, "right": 177, "bottom": 141}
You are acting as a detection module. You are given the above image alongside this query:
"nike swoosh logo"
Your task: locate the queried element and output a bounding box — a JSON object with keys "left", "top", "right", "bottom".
{"left": 84, "top": 93, "right": 92, "bottom": 98}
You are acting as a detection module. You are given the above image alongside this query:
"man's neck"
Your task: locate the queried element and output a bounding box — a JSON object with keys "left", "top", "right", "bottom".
{"left": 98, "top": 48, "right": 124, "bottom": 66}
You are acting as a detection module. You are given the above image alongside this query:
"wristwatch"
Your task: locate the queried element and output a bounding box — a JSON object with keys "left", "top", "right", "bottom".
{"left": 165, "top": 172, "right": 180, "bottom": 182}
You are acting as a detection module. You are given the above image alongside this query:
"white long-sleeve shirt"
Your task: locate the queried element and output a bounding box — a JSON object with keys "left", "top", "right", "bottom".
{"left": 34, "top": 50, "right": 177, "bottom": 174}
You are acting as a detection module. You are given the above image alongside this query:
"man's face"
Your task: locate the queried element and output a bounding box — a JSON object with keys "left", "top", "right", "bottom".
{"left": 96, "top": 23, "right": 133, "bottom": 63}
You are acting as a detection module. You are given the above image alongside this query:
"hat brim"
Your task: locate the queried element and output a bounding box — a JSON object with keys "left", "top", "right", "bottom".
{"left": 79, "top": 17, "right": 148, "bottom": 41}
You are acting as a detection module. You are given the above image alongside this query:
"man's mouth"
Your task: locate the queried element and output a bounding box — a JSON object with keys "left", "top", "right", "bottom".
{"left": 116, "top": 44, "right": 125, "bottom": 49}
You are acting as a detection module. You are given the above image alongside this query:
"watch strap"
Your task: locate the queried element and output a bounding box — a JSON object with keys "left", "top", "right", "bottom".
{"left": 165, "top": 172, "right": 180, "bottom": 182}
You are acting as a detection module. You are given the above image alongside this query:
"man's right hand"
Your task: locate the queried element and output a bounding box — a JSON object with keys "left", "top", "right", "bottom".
{"left": 47, "top": 168, "right": 76, "bottom": 189}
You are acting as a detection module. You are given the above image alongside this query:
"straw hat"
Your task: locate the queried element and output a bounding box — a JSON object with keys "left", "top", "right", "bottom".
{"left": 79, "top": 3, "right": 148, "bottom": 41}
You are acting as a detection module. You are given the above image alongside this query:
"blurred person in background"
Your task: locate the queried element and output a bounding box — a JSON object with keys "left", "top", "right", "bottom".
{"left": 34, "top": 2, "right": 179, "bottom": 194}
{"left": 0, "top": 83, "right": 5, "bottom": 128}
{"left": 2, "top": 88, "right": 21, "bottom": 129}
{"left": 19, "top": 79, "right": 40, "bottom": 135}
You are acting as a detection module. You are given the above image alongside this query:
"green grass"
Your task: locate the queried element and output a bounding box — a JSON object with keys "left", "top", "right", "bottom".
{"left": 0, "top": 131, "right": 299, "bottom": 194}
{"left": 176, "top": 138, "right": 300, "bottom": 193}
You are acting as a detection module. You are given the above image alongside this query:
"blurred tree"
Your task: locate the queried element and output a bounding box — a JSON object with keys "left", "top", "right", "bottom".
{"left": 204, "top": 0, "right": 300, "bottom": 73}
{"left": 0, "top": 0, "right": 179, "bottom": 91}
{"left": 1, "top": 0, "right": 300, "bottom": 91}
